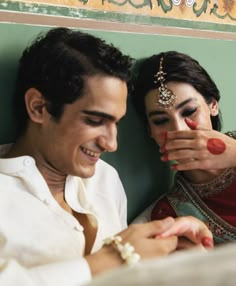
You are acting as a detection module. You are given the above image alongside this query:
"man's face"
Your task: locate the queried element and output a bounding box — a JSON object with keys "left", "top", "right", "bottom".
{"left": 39, "top": 75, "right": 127, "bottom": 178}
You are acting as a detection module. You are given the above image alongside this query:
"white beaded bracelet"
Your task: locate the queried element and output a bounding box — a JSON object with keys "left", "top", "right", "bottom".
{"left": 103, "top": 235, "right": 141, "bottom": 266}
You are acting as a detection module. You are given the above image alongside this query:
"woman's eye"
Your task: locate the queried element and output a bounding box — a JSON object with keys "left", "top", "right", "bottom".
{"left": 182, "top": 108, "right": 197, "bottom": 117}
{"left": 86, "top": 118, "right": 103, "bottom": 126}
{"left": 152, "top": 118, "right": 168, "bottom": 126}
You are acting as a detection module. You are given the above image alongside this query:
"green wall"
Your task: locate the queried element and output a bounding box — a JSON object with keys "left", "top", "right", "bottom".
{"left": 1, "top": 23, "right": 236, "bottom": 221}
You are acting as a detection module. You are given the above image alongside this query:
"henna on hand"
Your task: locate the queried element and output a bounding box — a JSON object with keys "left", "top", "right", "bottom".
{"left": 207, "top": 138, "right": 226, "bottom": 155}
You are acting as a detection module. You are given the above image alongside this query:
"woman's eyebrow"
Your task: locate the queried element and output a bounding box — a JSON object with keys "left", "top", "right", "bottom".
{"left": 148, "top": 110, "right": 166, "bottom": 117}
{"left": 148, "top": 98, "right": 196, "bottom": 118}
{"left": 175, "top": 98, "right": 195, "bottom": 110}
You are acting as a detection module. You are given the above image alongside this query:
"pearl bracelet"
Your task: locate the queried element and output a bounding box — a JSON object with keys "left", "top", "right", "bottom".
{"left": 103, "top": 235, "right": 141, "bottom": 266}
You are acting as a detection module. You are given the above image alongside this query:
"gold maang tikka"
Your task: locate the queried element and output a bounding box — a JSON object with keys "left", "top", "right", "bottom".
{"left": 154, "top": 57, "right": 176, "bottom": 109}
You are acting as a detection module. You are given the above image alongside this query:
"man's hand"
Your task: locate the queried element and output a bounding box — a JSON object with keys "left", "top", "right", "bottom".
{"left": 86, "top": 217, "right": 178, "bottom": 276}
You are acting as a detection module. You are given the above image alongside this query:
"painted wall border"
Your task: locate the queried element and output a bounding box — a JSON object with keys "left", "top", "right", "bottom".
{"left": 1, "top": 0, "right": 236, "bottom": 34}
{"left": 1, "top": 10, "right": 236, "bottom": 41}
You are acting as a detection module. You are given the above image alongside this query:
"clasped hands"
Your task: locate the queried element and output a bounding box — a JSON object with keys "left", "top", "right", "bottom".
{"left": 119, "top": 216, "right": 213, "bottom": 262}
{"left": 87, "top": 216, "right": 213, "bottom": 276}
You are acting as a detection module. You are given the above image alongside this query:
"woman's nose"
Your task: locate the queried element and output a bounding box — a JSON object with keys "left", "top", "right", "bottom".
{"left": 172, "top": 119, "right": 189, "bottom": 131}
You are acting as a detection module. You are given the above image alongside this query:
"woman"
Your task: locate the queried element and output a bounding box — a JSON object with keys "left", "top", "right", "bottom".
{"left": 132, "top": 51, "right": 236, "bottom": 244}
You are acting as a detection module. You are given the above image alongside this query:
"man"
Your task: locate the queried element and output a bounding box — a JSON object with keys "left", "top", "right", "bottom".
{"left": 0, "top": 27, "right": 212, "bottom": 286}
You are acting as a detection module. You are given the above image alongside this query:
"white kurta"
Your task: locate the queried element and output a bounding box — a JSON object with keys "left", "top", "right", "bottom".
{"left": 0, "top": 150, "right": 127, "bottom": 286}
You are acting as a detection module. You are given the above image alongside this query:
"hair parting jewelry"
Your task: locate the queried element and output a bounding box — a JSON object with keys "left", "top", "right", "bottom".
{"left": 154, "top": 57, "right": 177, "bottom": 109}
{"left": 103, "top": 236, "right": 141, "bottom": 266}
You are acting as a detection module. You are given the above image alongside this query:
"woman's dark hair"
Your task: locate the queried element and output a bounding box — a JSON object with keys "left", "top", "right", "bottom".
{"left": 14, "top": 27, "right": 133, "bottom": 137}
{"left": 132, "top": 51, "right": 222, "bottom": 131}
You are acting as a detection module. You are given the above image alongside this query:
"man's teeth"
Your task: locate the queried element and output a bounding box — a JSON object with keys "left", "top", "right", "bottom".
{"left": 81, "top": 147, "right": 99, "bottom": 157}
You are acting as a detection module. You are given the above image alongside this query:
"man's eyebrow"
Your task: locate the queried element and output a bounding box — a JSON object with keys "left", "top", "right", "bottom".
{"left": 148, "top": 98, "right": 195, "bottom": 118}
{"left": 82, "top": 110, "right": 115, "bottom": 121}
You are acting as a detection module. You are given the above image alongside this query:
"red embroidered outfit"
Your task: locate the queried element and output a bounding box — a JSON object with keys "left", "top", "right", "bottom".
{"left": 151, "top": 168, "right": 236, "bottom": 243}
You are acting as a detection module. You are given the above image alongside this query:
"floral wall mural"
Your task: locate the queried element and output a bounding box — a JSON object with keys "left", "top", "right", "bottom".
{"left": 0, "top": 0, "right": 236, "bottom": 31}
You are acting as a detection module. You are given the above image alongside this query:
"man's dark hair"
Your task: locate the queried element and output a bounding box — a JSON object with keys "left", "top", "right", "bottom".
{"left": 14, "top": 27, "right": 133, "bottom": 136}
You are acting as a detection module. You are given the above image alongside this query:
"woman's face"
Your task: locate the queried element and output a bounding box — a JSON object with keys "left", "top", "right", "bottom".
{"left": 145, "top": 82, "right": 219, "bottom": 145}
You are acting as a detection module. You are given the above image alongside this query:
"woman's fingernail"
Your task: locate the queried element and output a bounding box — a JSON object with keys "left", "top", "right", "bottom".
{"left": 160, "top": 132, "right": 167, "bottom": 141}
{"left": 171, "top": 164, "right": 178, "bottom": 170}
{"left": 202, "top": 237, "right": 214, "bottom": 249}
{"left": 160, "top": 146, "right": 167, "bottom": 153}
{"left": 185, "top": 118, "right": 198, "bottom": 130}
{"left": 161, "top": 155, "right": 168, "bottom": 161}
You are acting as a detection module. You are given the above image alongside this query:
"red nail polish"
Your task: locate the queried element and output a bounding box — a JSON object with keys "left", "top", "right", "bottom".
{"left": 202, "top": 237, "right": 214, "bottom": 249}
{"left": 160, "top": 146, "right": 167, "bottom": 153}
{"left": 160, "top": 132, "right": 167, "bottom": 141}
{"left": 171, "top": 164, "right": 178, "bottom": 170}
{"left": 161, "top": 155, "right": 168, "bottom": 162}
{"left": 185, "top": 118, "right": 198, "bottom": 130}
